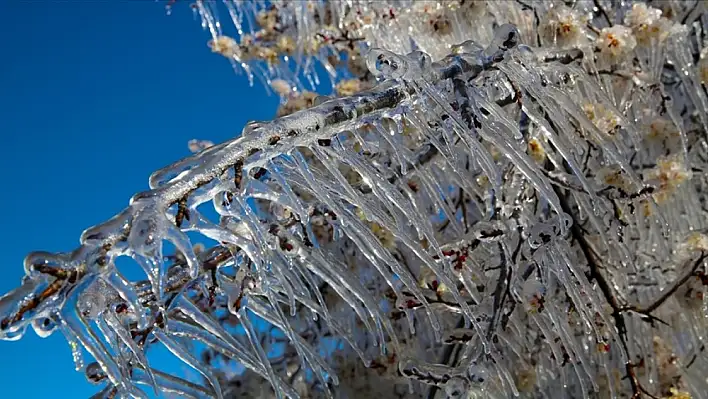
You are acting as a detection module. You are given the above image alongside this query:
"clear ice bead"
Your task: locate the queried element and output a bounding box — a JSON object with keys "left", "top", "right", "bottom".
{"left": 31, "top": 316, "right": 57, "bottom": 338}
{"left": 366, "top": 48, "right": 409, "bottom": 80}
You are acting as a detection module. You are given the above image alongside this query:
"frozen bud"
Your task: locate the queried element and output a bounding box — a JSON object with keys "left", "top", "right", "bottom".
{"left": 429, "top": 14, "right": 453, "bottom": 35}
{"left": 371, "top": 221, "right": 395, "bottom": 249}
{"left": 443, "top": 377, "right": 469, "bottom": 397}
{"left": 522, "top": 274, "right": 544, "bottom": 298}
{"left": 490, "top": 24, "right": 521, "bottom": 51}
{"left": 472, "top": 220, "right": 507, "bottom": 242}
{"left": 527, "top": 137, "right": 546, "bottom": 164}
{"left": 188, "top": 139, "right": 215, "bottom": 153}
{"left": 269, "top": 202, "right": 294, "bottom": 222}
{"left": 467, "top": 362, "right": 490, "bottom": 384}
{"left": 418, "top": 267, "right": 448, "bottom": 293}
{"left": 483, "top": 24, "right": 521, "bottom": 62}
{"left": 270, "top": 79, "right": 293, "bottom": 97}
{"left": 252, "top": 45, "right": 279, "bottom": 65}
{"left": 652, "top": 336, "right": 683, "bottom": 391}
{"left": 406, "top": 50, "right": 432, "bottom": 73}
{"left": 192, "top": 243, "right": 205, "bottom": 255}
{"left": 346, "top": 48, "right": 369, "bottom": 77}
{"left": 646, "top": 117, "right": 678, "bottom": 140}
{"left": 276, "top": 91, "right": 318, "bottom": 117}
{"left": 208, "top": 36, "right": 240, "bottom": 59}
{"left": 664, "top": 388, "right": 692, "bottom": 399}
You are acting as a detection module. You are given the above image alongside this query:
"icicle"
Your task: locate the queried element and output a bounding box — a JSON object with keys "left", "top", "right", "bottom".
{"left": 417, "top": 80, "right": 503, "bottom": 194}
{"left": 128, "top": 205, "right": 168, "bottom": 302}
{"left": 666, "top": 27, "right": 708, "bottom": 137}
{"left": 257, "top": 290, "right": 339, "bottom": 393}
{"left": 307, "top": 246, "right": 393, "bottom": 352}
{"left": 58, "top": 321, "right": 85, "bottom": 371}
{"left": 236, "top": 307, "right": 283, "bottom": 399}
{"left": 289, "top": 149, "right": 429, "bottom": 317}
{"left": 321, "top": 145, "right": 477, "bottom": 332}
{"left": 60, "top": 275, "right": 128, "bottom": 392}
{"left": 170, "top": 294, "right": 253, "bottom": 364}
{"left": 103, "top": 310, "right": 158, "bottom": 396}
{"left": 102, "top": 270, "right": 149, "bottom": 330}
{"left": 133, "top": 368, "right": 216, "bottom": 399}
{"left": 153, "top": 328, "right": 224, "bottom": 399}
{"left": 165, "top": 223, "right": 200, "bottom": 279}
{"left": 166, "top": 318, "right": 300, "bottom": 399}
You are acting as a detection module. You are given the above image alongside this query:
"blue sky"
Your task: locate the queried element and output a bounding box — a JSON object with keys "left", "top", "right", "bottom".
{"left": 0, "top": 2, "right": 279, "bottom": 397}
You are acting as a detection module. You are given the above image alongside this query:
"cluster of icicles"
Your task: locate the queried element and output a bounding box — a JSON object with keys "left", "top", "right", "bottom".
{"left": 190, "top": 0, "right": 532, "bottom": 93}
{"left": 3, "top": 10, "right": 708, "bottom": 399}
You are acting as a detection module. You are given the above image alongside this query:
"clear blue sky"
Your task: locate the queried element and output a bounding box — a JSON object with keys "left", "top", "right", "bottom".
{"left": 0, "top": 1, "right": 278, "bottom": 397}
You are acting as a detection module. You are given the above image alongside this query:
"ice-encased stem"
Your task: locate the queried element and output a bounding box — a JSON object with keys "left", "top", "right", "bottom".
{"left": 0, "top": 33, "right": 531, "bottom": 339}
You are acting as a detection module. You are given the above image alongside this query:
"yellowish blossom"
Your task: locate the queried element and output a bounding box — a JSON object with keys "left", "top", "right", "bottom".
{"left": 335, "top": 79, "right": 368, "bottom": 97}
{"left": 208, "top": 35, "right": 240, "bottom": 59}
{"left": 680, "top": 232, "right": 708, "bottom": 256}
{"left": 276, "top": 35, "right": 296, "bottom": 55}
{"left": 187, "top": 139, "right": 215, "bottom": 154}
{"left": 595, "top": 166, "right": 633, "bottom": 192}
{"left": 646, "top": 117, "right": 679, "bottom": 140}
{"left": 542, "top": 6, "right": 588, "bottom": 49}
{"left": 256, "top": 8, "right": 279, "bottom": 31}
{"left": 624, "top": 3, "right": 672, "bottom": 45}
{"left": 276, "top": 91, "right": 318, "bottom": 117}
{"left": 417, "top": 267, "right": 448, "bottom": 293}
{"left": 645, "top": 155, "right": 692, "bottom": 204}
{"left": 270, "top": 79, "right": 293, "bottom": 97}
{"left": 583, "top": 103, "right": 620, "bottom": 138}
{"left": 356, "top": 209, "right": 396, "bottom": 249}
{"left": 663, "top": 388, "right": 692, "bottom": 399}
{"left": 653, "top": 336, "right": 684, "bottom": 395}
{"left": 252, "top": 45, "right": 279, "bottom": 65}
{"left": 527, "top": 137, "right": 546, "bottom": 164}
{"left": 596, "top": 25, "right": 636, "bottom": 61}
{"left": 514, "top": 366, "right": 537, "bottom": 393}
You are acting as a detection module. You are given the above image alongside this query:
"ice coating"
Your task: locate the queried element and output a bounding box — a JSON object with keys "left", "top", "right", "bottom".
{"left": 4, "top": 2, "right": 708, "bottom": 398}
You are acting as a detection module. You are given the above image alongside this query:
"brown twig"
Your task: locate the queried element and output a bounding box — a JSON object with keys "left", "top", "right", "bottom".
{"left": 620, "top": 253, "right": 707, "bottom": 315}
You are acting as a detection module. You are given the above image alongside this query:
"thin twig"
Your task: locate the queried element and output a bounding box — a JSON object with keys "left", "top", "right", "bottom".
{"left": 621, "top": 253, "right": 707, "bottom": 315}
